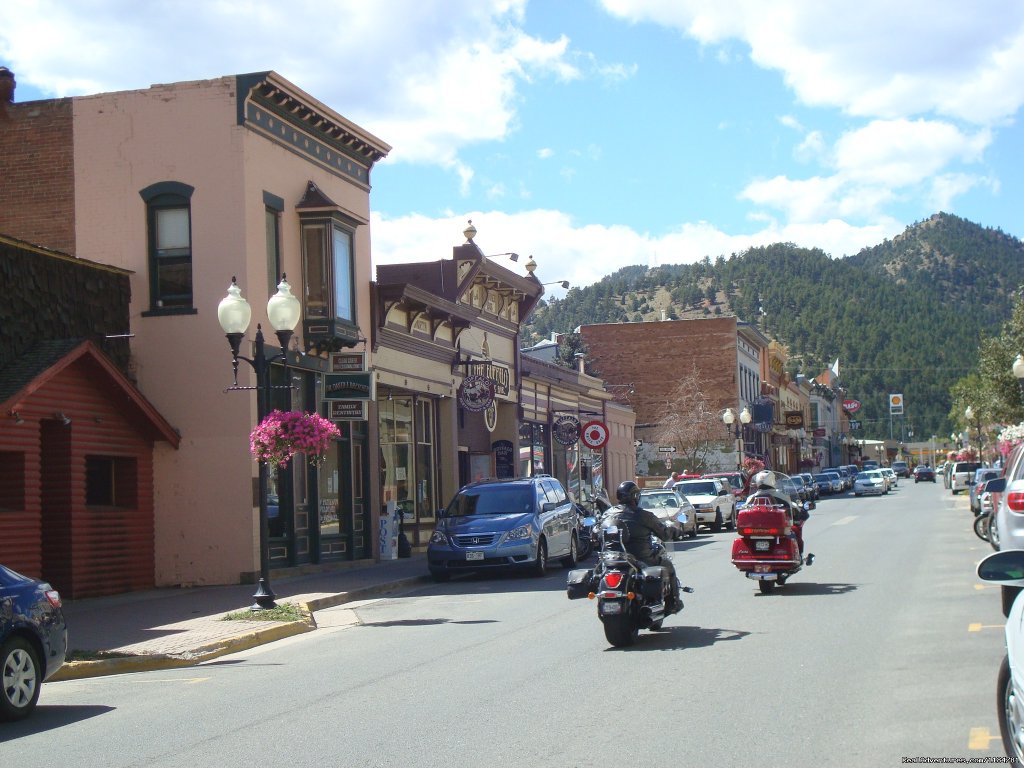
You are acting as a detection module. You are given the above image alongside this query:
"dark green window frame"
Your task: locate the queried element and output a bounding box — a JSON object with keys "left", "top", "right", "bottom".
{"left": 140, "top": 181, "right": 197, "bottom": 316}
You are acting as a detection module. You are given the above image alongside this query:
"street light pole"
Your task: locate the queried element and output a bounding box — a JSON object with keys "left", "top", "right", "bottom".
{"left": 722, "top": 406, "right": 752, "bottom": 472}
{"left": 218, "top": 276, "right": 301, "bottom": 610}
{"left": 1013, "top": 354, "right": 1024, "bottom": 404}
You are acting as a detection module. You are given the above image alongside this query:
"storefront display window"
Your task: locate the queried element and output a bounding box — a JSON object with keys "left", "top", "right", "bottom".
{"left": 380, "top": 395, "right": 437, "bottom": 530}
{"left": 519, "top": 422, "right": 548, "bottom": 477}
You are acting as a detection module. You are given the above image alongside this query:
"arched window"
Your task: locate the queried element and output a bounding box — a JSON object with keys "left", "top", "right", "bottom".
{"left": 140, "top": 181, "right": 195, "bottom": 313}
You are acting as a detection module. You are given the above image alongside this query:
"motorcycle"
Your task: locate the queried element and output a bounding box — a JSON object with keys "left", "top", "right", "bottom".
{"left": 731, "top": 494, "right": 814, "bottom": 594}
{"left": 565, "top": 510, "right": 692, "bottom": 647}
{"left": 573, "top": 489, "right": 613, "bottom": 561}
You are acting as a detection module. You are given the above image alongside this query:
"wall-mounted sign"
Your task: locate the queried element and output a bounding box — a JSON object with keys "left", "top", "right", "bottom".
{"left": 849, "top": 419, "right": 861, "bottom": 430}
{"left": 323, "top": 372, "right": 375, "bottom": 400}
{"left": 484, "top": 404, "right": 497, "bottom": 432}
{"left": 493, "top": 439, "right": 514, "bottom": 479}
{"left": 330, "top": 352, "right": 366, "bottom": 372}
{"left": 468, "top": 361, "right": 511, "bottom": 396}
{"left": 842, "top": 399, "right": 861, "bottom": 413}
{"left": 784, "top": 410, "right": 804, "bottom": 429}
{"left": 553, "top": 414, "right": 581, "bottom": 446}
{"left": 328, "top": 401, "right": 367, "bottom": 420}
{"left": 581, "top": 420, "right": 609, "bottom": 450}
{"left": 458, "top": 374, "right": 495, "bottom": 412}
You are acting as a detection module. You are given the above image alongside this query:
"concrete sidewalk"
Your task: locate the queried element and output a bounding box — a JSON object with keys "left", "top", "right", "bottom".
{"left": 53, "top": 555, "right": 432, "bottom": 681}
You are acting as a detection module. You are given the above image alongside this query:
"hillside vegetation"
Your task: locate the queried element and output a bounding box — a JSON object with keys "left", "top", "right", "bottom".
{"left": 523, "top": 213, "right": 1024, "bottom": 440}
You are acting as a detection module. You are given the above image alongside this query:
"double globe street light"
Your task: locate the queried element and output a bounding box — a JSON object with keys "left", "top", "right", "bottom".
{"left": 722, "top": 406, "right": 752, "bottom": 471}
{"left": 217, "top": 276, "right": 301, "bottom": 610}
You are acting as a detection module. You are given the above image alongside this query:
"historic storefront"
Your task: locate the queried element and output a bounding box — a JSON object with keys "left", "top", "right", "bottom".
{"left": 372, "top": 230, "right": 542, "bottom": 548}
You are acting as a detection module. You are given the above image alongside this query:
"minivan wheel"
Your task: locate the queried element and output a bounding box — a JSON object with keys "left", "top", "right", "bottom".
{"left": 532, "top": 538, "right": 548, "bottom": 576}
{"left": 561, "top": 533, "right": 579, "bottom": 569}
{"left": 1000, "top": 655, "right": 1024, "bottom": 760}
{"left": 0, "top": 636, "right": 41, "bottom": 721}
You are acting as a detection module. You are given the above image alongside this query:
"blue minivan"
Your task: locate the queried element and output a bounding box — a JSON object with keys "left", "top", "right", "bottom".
{"left": 427, "top": 476, "right": 580, "bottom": 581}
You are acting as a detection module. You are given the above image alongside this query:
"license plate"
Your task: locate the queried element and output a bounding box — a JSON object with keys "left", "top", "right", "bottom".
{"left": 600, "top": 601, "right": 623, "bottom": 615}
{"left": 754, "top": 563, "right": 773, "bottom": 573}
{"left": 755, "top": 540, "right": 771, "bottom": 551}
{"left": 466, "top": 551, "right": 484, "bottom": 561}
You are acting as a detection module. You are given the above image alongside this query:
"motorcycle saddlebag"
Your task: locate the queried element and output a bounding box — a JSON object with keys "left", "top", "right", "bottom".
{"left": 566, "top": 569, "right": 595, "bottom": 600}
{"left": 641, "top": 566, "right": 665, "bottom": 601}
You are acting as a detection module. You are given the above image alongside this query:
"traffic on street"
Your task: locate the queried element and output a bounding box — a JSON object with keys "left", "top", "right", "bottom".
{"left": 1, "top": 481, "right": 1010, "bottom": 767}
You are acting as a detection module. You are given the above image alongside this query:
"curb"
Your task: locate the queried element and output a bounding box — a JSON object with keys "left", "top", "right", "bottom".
{"left": 51, "top": 574, "right": 433, "bottom": 681}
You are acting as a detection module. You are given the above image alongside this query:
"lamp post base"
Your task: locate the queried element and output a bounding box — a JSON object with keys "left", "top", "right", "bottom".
{"left": 250, "top": 579, "right": 278, "bottom": 611}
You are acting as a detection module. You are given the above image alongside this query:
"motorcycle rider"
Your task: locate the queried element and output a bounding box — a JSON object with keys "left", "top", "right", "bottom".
{"left": 747, "top": 470, "right": 814, "bottom": 564}
{"left": 604, "top": 480, "right": 682, "bottom": 610}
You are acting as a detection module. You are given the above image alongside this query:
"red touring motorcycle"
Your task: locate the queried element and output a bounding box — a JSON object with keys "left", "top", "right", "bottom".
{"left": 731, "top": 493, "right": 814, "bottom": 594}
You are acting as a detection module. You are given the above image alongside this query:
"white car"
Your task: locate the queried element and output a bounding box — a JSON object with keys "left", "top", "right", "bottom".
{"left": 853, "top": 470, "right": 887, "bottom": 496}
{"left": 673, "top": 478, "right": 736, "bottom": 532}
{"left": 977, "top": 550, "right": 1024, "bottom": 759}
{"left": 880, "top": 467, "right": 898, "bottom": 490}
{"left": 638, "top": 489, "right": 698, "bottom": 539}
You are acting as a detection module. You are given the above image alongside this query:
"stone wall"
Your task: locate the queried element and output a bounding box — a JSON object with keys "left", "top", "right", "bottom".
{"left": 0, "top": 237, "right": 131, "bottom": 373}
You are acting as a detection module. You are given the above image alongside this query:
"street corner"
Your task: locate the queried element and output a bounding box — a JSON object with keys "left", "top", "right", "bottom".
{"left": 50, "top": 619, "right": 315, "bottom": 681}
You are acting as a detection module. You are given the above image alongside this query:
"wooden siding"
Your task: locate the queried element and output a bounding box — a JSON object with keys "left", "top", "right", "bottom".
{"left": 0, "top": 354, "right": 157, "bottom": 597}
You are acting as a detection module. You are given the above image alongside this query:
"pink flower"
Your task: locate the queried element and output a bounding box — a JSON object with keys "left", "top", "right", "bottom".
{"left": 249, "top": 410, "right": 340, "bottom": 467}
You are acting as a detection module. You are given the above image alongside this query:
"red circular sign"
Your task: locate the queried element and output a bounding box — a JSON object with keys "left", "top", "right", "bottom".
{"left": 842, "top": 399, "right": 861, "bottom": 413}
{"left": 581, "top": 420, "right": 609, "bottom": 449}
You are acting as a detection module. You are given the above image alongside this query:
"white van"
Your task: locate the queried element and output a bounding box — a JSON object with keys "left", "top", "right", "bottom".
{"left": 951, "top": 461, "right": 982, "bottom": 494}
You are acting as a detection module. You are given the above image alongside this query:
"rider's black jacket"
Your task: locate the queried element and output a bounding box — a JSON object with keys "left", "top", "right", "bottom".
{"left": 603, "top": 503, "right": 673, "bottom": 565}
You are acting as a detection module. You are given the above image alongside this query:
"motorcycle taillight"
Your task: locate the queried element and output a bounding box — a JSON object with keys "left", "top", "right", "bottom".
{"left": 604, "top": 572, "right": 624, "bottom": 588}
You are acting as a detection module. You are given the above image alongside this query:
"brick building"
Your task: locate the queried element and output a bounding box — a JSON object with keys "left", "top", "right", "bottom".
{"left": 579, "top": 316, "right": 769, "bottom": 474}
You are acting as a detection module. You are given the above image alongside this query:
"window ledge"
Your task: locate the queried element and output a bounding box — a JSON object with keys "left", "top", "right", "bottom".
{"left": 142, "top": 307, "right": 199, "bottom": 318}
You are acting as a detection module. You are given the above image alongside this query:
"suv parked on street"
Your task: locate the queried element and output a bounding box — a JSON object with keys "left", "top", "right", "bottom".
{"left": 702, "top": 471, "right": 749, "bottom": 504}
{"left": 427, "top": 476, "right": 580, "bottom": 581}
{"left": 673, "top": 478, "right": 736, "bottom": 532}
{"left": 990, "top": 444, "right": 1024, "bottom": 614}
{"left": 950, "top": 461, "right": 982, "bottom": 495}
{"left": 892, "top": 460, "right": 911, "bottom": 478}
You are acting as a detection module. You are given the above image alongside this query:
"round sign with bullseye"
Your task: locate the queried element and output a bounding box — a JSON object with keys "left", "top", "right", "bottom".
{"left": 581, "top": 420, "right": 609, "bottom": 450}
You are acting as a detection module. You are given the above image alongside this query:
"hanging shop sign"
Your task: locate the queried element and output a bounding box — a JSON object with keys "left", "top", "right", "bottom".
{"left": 330, "top": 352, "right": 366, "bottom": 373}
{"left": 784, "top": 411, "right": 804, "bottom": 429}
{"left": 323, "top": 372, "right": 375, "bottom": 401}
{"left": 468, "top": 361, "right": 511, "bottom": 396}
{"left": 581, "top": 420, "right": 610, "bottom": 450}
{"left": 842, "top": 399, "right": 861, "bottom": 413}
{"left": 328, "top": 401, "right": 367, "bottom": 421}
{"left": 553, "top": 414, "right": 581, "bottom": 446}
{"left": 458, "top": 374, "right": 495, "bottom": 412}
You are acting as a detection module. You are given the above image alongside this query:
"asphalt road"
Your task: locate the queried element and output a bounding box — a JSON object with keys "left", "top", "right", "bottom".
{"left": 1, "top": 480, "right": 1009, "bottom": 767}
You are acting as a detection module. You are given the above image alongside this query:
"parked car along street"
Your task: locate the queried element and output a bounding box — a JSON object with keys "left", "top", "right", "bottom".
{"left": 673, "top": 478, "right": 736, "bottom": 532}
{"left": 892, "top": 460, "right": 911, "bottom": 478}
{"left": 426, "top": 476, "right": 580, "bottom": 581}
{"left": 951, "top": 461, "right": 983, "bottom": 495}
{"left": 638, "top": 488, "right": 698, "bottom": 539}
{"left": 1, "top": 564, "right": 67, "bottom": 721}
{"left": 972, "top": 468, "right": 1003, "bottom": 514}
{"left": 814, "top": 471, "right": 843, "bottom": 495}
{"left": 702, "top": 471, "right": 749, "bottom": 504}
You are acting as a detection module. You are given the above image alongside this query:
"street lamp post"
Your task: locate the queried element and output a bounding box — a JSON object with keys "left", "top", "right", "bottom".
{"left": 722, "top": 406, "right": 752, "bottom": 471}
{"left": 1013, "top": 354, "right": 1024, "bottom": 403}
{"left": 218, "top": 276, "right": 301, "bottom": 610}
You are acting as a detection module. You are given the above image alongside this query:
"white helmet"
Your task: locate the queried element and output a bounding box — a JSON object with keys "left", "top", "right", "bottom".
{"left": 753, "top": 470, "right": 776, "bottom": 490}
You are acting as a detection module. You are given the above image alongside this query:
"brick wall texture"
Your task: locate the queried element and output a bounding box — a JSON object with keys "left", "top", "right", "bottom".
{"left": 0, "top": 99, "right": 76, "bottom": 254}
{"left": 580, "top": 317, "right": 739, "bottom": 428}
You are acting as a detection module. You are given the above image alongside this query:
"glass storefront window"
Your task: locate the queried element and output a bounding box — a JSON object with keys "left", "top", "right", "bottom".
{"left": 379, "top": 396, "right": 437, "bottom": 528}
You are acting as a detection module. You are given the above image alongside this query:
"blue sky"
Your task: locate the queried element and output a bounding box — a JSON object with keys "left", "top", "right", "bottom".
{"left": 5, "top": 0, "right": 1023, "bottom": 295}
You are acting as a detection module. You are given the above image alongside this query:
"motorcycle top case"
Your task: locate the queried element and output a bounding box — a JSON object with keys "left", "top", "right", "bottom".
{"left": 566, "top": 568, "right": 596, "bottom": 600}
{"left": 731, "top": 534, "right": 799, "bottom": 565}
{"left": 736, "top": 504, "right": 792, "bottom": 536}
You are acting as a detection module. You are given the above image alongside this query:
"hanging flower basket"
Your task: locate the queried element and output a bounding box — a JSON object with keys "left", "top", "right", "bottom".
{"left": 249, "top": 410, "right": 340, "bottom": 468}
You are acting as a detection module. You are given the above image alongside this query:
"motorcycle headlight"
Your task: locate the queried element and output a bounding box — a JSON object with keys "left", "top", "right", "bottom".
{"left": 429, "top": 529, "right": 447, "bottom": 545}
{"left": 505, "top": 525, "right": 532, "bottom": 541}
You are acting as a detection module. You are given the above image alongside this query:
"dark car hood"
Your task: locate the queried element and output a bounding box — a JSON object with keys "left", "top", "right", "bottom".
{"left": 443, "top": 513, "right": 532, "bottom": 533}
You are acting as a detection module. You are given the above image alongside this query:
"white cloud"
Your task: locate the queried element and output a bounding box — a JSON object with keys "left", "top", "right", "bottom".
{"left": 537, "top": 147, "right": 555, "bottom": 159}
{"left": 599, "top": 0, "right": 1024, "bottom": 125}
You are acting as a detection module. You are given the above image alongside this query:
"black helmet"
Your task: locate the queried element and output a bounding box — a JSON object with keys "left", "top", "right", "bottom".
{"left": 616, "top": 480, "right": 641, "bottom": 506}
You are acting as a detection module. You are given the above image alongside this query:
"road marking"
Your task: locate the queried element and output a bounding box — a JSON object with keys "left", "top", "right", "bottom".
{"left": 975, "top": 584, "right": 997, "bottom": 590}
{"left": 135, "top": 677, "right": 209, "bottom": 684}
{"left": 832, "top": 516, "right": 857, "bottom": 526}
{"left": 968, "top": 727, "right": 997, "bottom": 749}
{"left": 968, "top": 623, "right": 1004, "bottom": 632}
